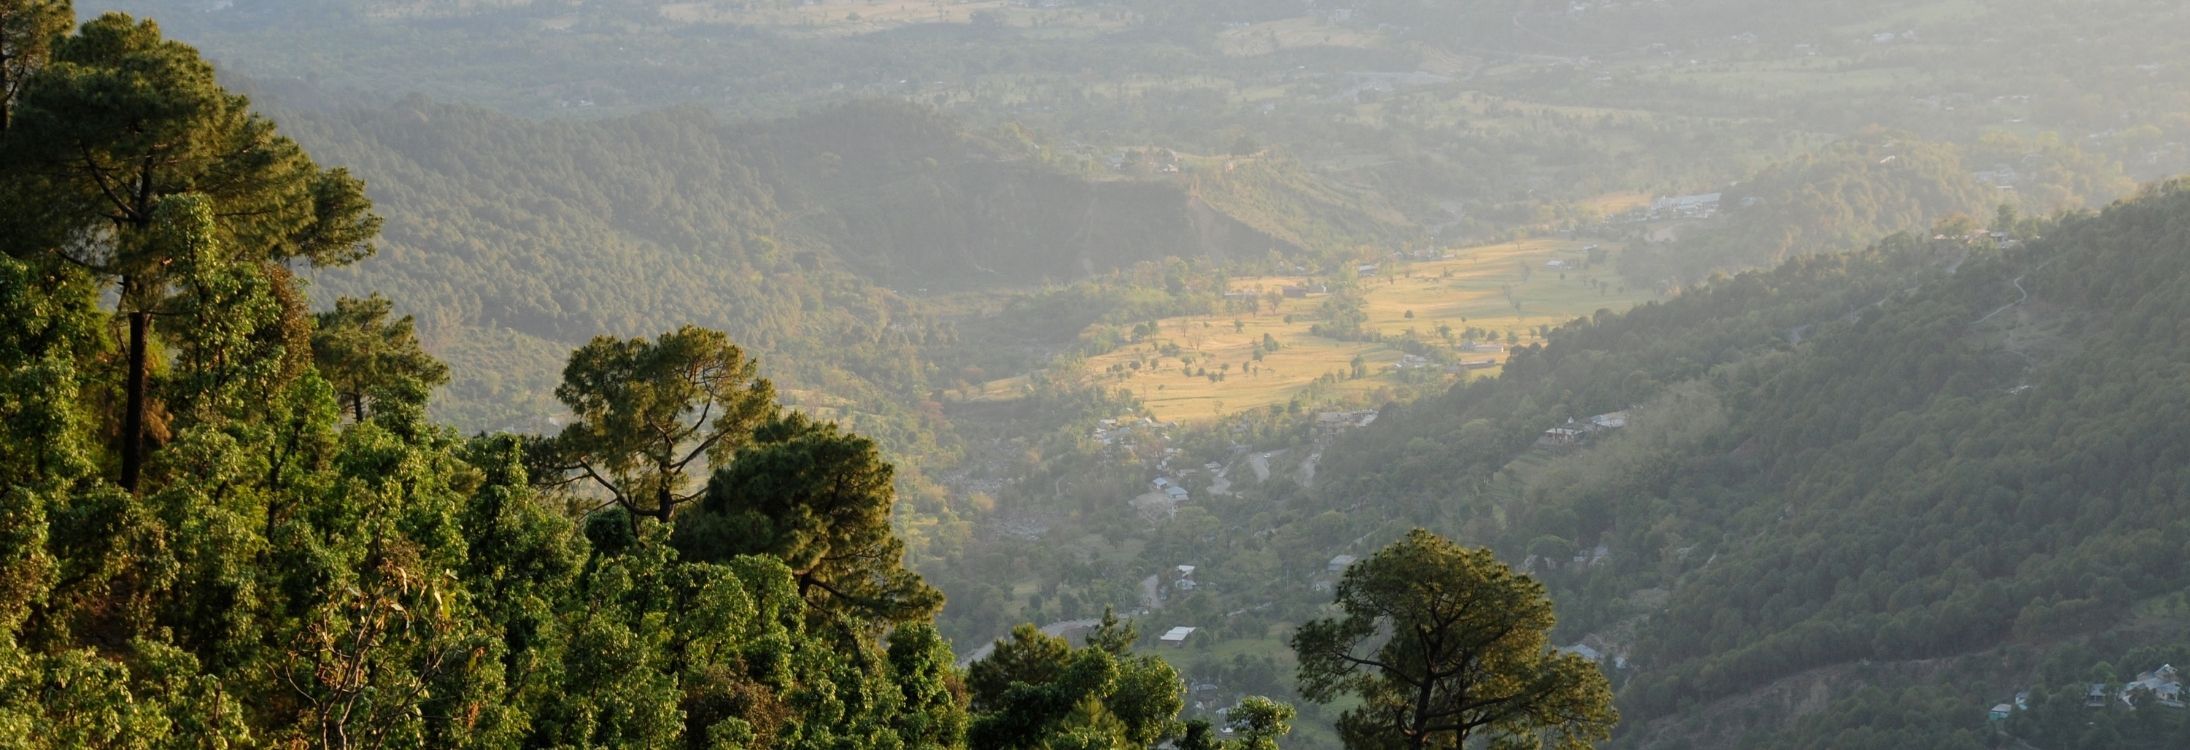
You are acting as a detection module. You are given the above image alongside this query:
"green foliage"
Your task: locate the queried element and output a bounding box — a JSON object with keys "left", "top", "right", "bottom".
{"left": 1622, "top": 137, "right": 2001, "bottom": 284}
{"left": 677, "top": 412, "right": 943, "bottom": 626}
{"left": 0, "top": 1, "right": 71, "bottom": 132}
{"left": 0, "top": 9, "right": 375, "bottom": 490}
{"left": 0, "top": 14, "right": 1230, "bottom": 748}
{"left": 1293, "top": 529, "right": 1615, "bottom": 750}
{"left": 1225, "top": 696, "right": 1297, "bottom": 750}
{"left": 311, "top": 293, "right": 449, "bottom": 422}
{"left": 1305, "top": 182, "right": 2190, "bottom": 744}
{"left": 543, "top": 325, "right": 778, "bottom": 523}
{"left": 965, "top": 618, "right": 1191, "bottom": 750}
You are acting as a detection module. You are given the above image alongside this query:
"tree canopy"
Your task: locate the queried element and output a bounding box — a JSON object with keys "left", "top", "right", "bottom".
{"left": 0, "top": 10, "right": 1238, "bottom": 749}
{"left": 1293, "top": 529, "right": 1615, "bottom": 750}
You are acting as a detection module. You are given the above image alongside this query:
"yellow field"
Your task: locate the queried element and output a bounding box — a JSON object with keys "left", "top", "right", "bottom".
{"left": 1216, "top": 17, "right": 1390, "bottom": 57}
{"left": 976, "top": 239, "right": 1654, "bottom": 422}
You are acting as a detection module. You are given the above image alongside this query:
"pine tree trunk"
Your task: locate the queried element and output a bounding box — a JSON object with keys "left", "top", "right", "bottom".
{"left": 121, "top": 309, "right": 151, "bottom": 493}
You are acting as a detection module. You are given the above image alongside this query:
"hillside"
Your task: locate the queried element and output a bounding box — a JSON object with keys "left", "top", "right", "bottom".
{"left": 285, "top": 98, "right": 1398, "bottom": 433}
{"left": 1304, "top": 182, "right": 2190, "bottom": 746}
{"left": 85, "top": 0, "right": 2189, "bottom": 239}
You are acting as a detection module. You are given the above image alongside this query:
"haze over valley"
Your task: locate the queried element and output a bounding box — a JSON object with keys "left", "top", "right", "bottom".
{"left": 7, "top": 1, "right": 2190, "bottom": 747}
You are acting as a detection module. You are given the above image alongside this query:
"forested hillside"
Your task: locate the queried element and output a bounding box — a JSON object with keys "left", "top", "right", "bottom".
{"left": 280, "top": 97, "right": 1396, "bottom": 433}
{"left": 0, "top": 10, "right": 1316, "bottom": 747}
{"left": 1310, "top": 183, "right": 2190, "bottom": 746}
{"left": 1618, "top": 134, "right": 2131, "bottom": 286}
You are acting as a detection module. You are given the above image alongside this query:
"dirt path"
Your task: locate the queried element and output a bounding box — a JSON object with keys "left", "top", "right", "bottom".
{"left": 1973, "top": 273, "right": 2030, "bottom": 325}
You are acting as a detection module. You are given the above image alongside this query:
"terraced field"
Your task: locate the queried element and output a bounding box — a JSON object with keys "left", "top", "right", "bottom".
{"left": 979, "top": 238, "right": 1657, "bottom": 422}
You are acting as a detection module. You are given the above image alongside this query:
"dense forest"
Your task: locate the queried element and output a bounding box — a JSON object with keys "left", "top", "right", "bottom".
{"left": 0, "top": 7, "right": 1633, "bottom": 748}
{"left": 19, "top": 1, "right": 2190, "bottom": 747}
{"left": 284, "top": 97, "right": 1402, "bottom": 434}
{"left": 1615, "top": 131, "right": 2133, "bottom": 286}
{"left": 1305, "top": 182, "right": 2190, "bottom": 745}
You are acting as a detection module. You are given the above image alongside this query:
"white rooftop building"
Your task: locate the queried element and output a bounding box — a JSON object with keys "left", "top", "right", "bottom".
{"left": 1160, "top": 626, "right": 1198, "bottom": 646}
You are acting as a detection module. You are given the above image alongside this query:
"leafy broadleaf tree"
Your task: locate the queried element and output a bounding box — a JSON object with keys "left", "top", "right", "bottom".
{"left": 1292, "top": 529, "right": 1615, "bottom": 750}
{"left": 543, "top": 325, "right": 777, "bottom": 523}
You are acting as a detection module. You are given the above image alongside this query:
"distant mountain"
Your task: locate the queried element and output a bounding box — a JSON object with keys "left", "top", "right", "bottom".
{"left": 1312, "top": 181, "right": 2190, "bottom": 747}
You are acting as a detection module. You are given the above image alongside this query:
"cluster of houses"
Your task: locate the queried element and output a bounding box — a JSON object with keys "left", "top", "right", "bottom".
{"left": 1389, "top": 354, "right": 1434, "bottom": 371}
{"left": 1104, "top": 148, "right": 1181, "bottom": 174}
{"left": 2095, "top": 664, "right": 2185, "bottom": 709}
{"left": 1990, "top": 665, "right": 2185, "bottom": 721}
{"left": 1648, "top": 193, "right": 1723, "bottom": 220}
{"left": 1540, "top": 410, "right": 1630, "bottom": 446}
{"left": 1280, "top": 282, "right": 1332, "bottom": 299}
{"left": 1388, "top": 353, "right": 1496, "bottom": 374}
{"left": 1313, "top": 410, "right": 1380, "bottom": 435}
{"left": 1151, "top": 477, "right": 1190, "bottom": 504}
{"left": 1092, "top": 416, "right": 1173, "bottom": 448}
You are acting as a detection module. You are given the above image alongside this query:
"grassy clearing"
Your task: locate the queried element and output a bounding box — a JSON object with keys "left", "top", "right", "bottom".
{"left": 977, "top": 239, "right": 1656, "bottom": 422}
{"left": 1216, "top": 17, "right": 1390, "bottom": 57}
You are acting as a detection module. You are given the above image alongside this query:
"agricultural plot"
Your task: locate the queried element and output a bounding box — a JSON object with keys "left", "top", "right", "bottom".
{"left": 980, "top": 239, "right": 1655, "bottom": 422}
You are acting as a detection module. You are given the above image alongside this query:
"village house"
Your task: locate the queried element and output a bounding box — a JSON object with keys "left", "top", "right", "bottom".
{"left": 1542, "top": 423, "right": 1590, "bottom": 446}
{"left": 1390, "top": 354, "right": 1433, "bottom": 371}
{"left": 2127, "top": 664, "right": 2184, "bottom": 708}
{"left": 1159, "top": 626, "right": 1197, "bottom": 647}
{"left": 1327, "top": 554, "right": 1357, "bottom": 574}
{"left": 1542, "top": 411, "right": 1632, "bottom": 446}
{"left": 1281, "top": 282, "right": 1331, "bottom": 298}
{"left": 1650, "top": 192, "right": 1723, "bottom": 220}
